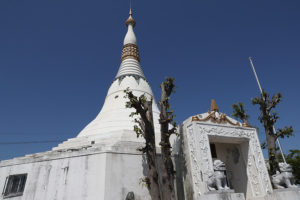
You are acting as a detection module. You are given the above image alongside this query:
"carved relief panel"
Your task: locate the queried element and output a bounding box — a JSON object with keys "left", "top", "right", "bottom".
{"left": 183, "top": 121, "right": 272, "bottom": 198}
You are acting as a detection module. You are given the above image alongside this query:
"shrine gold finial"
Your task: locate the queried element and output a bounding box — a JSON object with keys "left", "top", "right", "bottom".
{"left": 126, "top": 8, "right": 136, "bottom": 27}
{"left": 210, "top": 99, "right": 219, "bottom": 112}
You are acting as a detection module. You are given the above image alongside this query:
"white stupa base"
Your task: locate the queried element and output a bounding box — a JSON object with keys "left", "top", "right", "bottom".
{"left": 53, "top": 129, "right": 166, "bottom": 151}
{"left": 0, "top": 140, "right": 154, "bottom": 200}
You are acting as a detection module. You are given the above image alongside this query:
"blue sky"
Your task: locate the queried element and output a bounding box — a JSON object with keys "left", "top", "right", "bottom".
{"left": 0, "top": 0, "right": 299, "bottom": 160}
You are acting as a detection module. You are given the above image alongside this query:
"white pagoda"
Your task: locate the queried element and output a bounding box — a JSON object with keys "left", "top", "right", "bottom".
{"left": 0, "top": 9, "right": 160, "bottom": 200}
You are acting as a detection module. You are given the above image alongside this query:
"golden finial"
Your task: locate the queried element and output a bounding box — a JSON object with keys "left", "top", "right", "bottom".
{"left": 242, "top": 122, "right": 250, "bottom": 127}
{"left": 125, "top": 3, "right": 136, "bottom": 27}
{"left": 210, "top": 99, "right": 219, "bottom": 112}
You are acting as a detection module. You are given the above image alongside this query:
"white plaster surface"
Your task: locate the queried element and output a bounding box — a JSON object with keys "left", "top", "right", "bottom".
{"left": 200, "top": 192, "right": 245, "bottom": 200}
{"left": 0, "top": 142, "right": 152, "bottom": 200}
{"left": 75, "top": 75, "right": 160, "bottom": 139}
{"left": 115, "top": 58, "right": 145, "bottom": 79}
{"left": 123, "top": 24, "right": 137, "bottom": 45}
{"left": 54, "top": 72, "right": 162, "bottom": 150}
{"left": 270, "top": 188, "right": 300, "bottom": 200}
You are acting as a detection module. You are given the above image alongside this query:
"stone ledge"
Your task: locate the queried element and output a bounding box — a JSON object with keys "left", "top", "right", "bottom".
{"left": 0, "top": 141, "right": 145, "bottom": 167}
{"left": 0, "top": 140, "right": 172, "bottom": 167}
{"left": 200, "top": 192, "right": 245, "bottom": 200}
{"left": 271, "top": 188, "right": 300, "bottom": 200}
{"left": 206, "top": 189, "right": 235, "bottom": 194}
{"left": 273, "top": 187, "right": 300, "bottom": 192}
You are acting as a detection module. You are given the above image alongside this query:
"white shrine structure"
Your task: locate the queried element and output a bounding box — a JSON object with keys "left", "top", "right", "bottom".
{"left": 0, "top": 9, "right": 299, "bottom": 200}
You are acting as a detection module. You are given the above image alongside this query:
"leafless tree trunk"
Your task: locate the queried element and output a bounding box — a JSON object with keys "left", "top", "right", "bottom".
{"left": 264, "top": 124, "right": 278, "bottom": 175}
{"left": 125, "top": 91, "right": 161, "bottom": 200}
{"left": 124, "top": 77, "right": 177, "bottom": 200}
{"left": 159, "top": 78, "right": 176, "bottom": 200}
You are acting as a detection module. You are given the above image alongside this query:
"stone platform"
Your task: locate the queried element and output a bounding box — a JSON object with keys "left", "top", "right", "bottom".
{"left": 201, "top": 190, "right": 245, "bottom": 200}
{"left": 270, "top": 188, "right": 300, "bottom": 200}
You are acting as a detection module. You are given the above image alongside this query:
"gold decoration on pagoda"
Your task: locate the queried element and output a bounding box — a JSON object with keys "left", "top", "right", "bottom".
{"left": 121, "top": 43, "right": 140, "bottom": 62}
{"left": 125, "top": 9, "right": 136, "bottom": 27}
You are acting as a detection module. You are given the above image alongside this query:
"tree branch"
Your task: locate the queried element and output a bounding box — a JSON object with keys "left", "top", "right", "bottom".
{"left": 275, "top": 126, "right": 293, "bottom": 140}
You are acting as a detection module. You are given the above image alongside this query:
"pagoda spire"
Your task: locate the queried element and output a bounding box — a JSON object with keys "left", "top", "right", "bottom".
{"left": 116, "top": 7, "right": 144, "bottom": 80}
{"left": 122, "top": 8, "right": 139, "bottom": 60}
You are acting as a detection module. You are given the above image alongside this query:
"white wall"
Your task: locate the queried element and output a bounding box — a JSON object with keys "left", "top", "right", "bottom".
{"left": 0, "top": 143, "right": 152, "bottom": 200}
{"left": 0, "top": 152, "right": 107, "bottom": 200}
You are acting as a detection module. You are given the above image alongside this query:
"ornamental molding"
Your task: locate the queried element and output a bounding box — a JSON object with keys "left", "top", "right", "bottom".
{"left": 192, "top": 125, "right": 272, "bottom": 196}
{"left": 115, "top": 74, "right": 146, "bottom": 85}
{"left": 121, "top": 43, "right": 140, "bottom": 62}
{"left": 192, "top": 112, "right": 242, "bottom": 127}
{"left": 187, "top": 127, "right": 203, "bottom": 197}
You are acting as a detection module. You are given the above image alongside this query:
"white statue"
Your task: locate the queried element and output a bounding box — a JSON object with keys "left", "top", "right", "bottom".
{"left": 207, "top": 160, "right": 230, "bottom": 191}
{"left": 272, "top": 162, "right": 297, "bottom": 189}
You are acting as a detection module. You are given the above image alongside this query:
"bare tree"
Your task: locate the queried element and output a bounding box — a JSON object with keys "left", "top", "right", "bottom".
{"left": 124, "top": 77, "right": 177, "bottom": 200}
{"left": 124, "top": 91, "right": 161, "bottom": 200}
{"left": 159, "top": 78, "right": 176, "bottom": 200}
{"left": 232, "top": 102, "right": 249, "bottom": 125}
{"left": 252, "top": 90, "right": 293, "bottom": 175}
